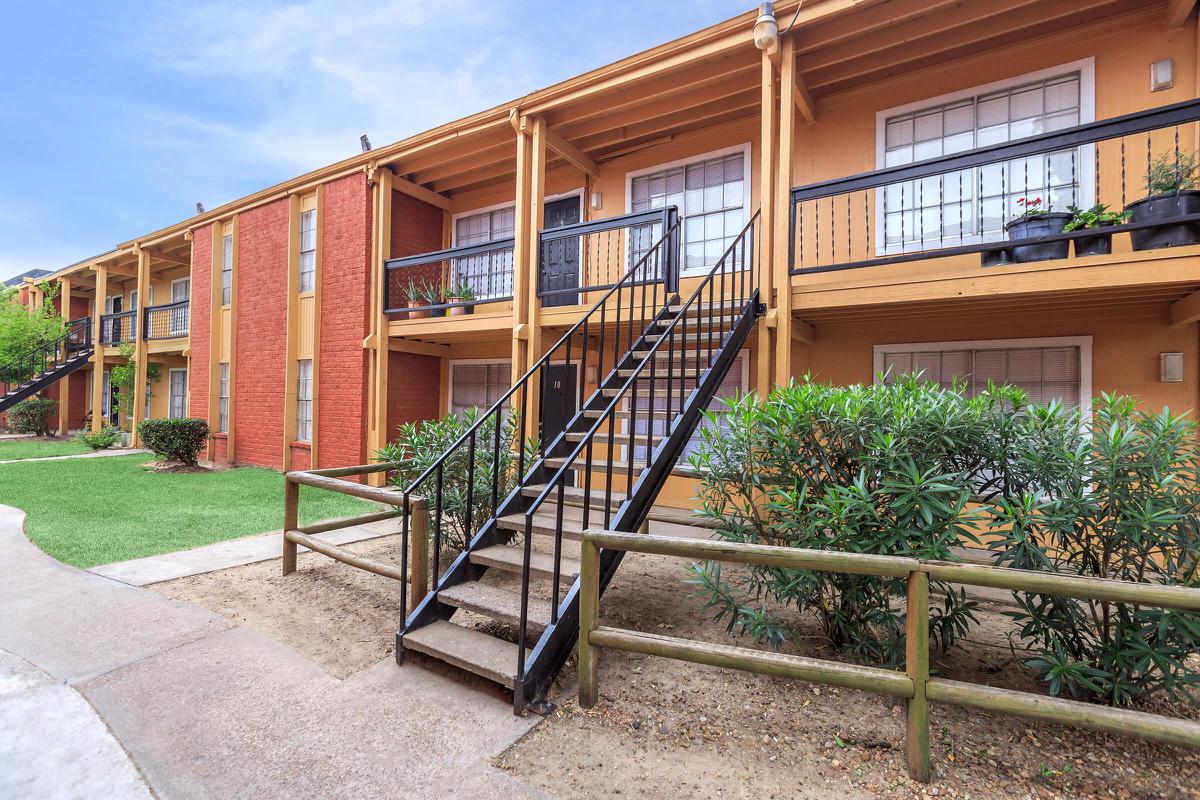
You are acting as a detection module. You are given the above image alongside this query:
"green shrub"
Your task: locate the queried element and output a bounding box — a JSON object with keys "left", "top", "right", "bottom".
{"left": 378, "top": 408, "right": 538, "bottom": 552}
{"left": 988, "top": 394, "right": 1200, "bottom": 707}
{"left": 75, "top": 427, "right": 120, "bottom": 451}
{"left": 137, "top": 417, "right": 209, "bottom": 465}
{"left": 8, "top": 397, "right": 58, "bottom": 436}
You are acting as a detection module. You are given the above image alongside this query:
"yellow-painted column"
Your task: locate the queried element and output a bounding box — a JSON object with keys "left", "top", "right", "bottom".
{"left": 57, "top": 277, "right": 73, "bottom": 436}
{"left": 129, "top": 247, "right": 151, "bottom": 447}
{"left": 757, "top": 49, "right": 777, "bottom": 398}
{"left": 282, "top": 195, "right": 301, "bottom": 472}
{"left": 511, "top": 125, "right": 533, "bottom": 388}
{"left": 90, "top": 265, "right": 107, "bottom": 432}
{"left": 367, "top": 168, "right": 393, "bottom": 486}
{"left": 773, "top": 37, "right": 797, "bottom": 388}
{"left": 525, "top": 117, "right": 548, "bottom": 431}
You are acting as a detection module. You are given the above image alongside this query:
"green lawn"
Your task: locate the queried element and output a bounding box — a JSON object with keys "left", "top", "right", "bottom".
{"left": 0, "top": 454, "right": 378, "bottom": 568}
{"left": 0, "top": 437, "right": 92, "bottom": 461}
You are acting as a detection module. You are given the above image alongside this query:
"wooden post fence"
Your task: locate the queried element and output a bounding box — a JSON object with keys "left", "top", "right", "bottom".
{"left": 576, "top": 530, "right": 1200, "bottom": 783}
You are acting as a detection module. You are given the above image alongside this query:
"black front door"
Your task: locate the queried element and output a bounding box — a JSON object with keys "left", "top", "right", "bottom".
{"left": 540, "top": 363, "right": 578, "bottom": 454}
{"left": 540, "top": 196, "right": 581, "bottom": 308}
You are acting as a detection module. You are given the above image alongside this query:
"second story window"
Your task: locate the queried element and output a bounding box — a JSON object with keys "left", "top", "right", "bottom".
{"left": 221, "top": 234, "right": 233, "bottom": 305}
{"left": 299, "top": 209, "right": 316, "bottom": 293}
{"left": 880, "top": 70, "right": 1085, "bottom": 253}
{"left": 452, "top": 207, "right": 515, "bottom": 301}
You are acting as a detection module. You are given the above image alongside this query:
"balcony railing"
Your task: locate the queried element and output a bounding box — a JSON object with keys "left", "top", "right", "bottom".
{"left": 382, "top": 207, "right": 681, "bottom": 317}
{"left": 143, "top": 300, "right": 190, "bottom": 340}
{"left": 789, "top": 98, "right": 1200, "bottom": 274}
{"left": 100, "top": 310, "right": 137, "bottom": 345}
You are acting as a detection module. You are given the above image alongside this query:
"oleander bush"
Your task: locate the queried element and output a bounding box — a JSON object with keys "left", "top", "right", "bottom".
{"left": 8, "top": 397, "right": 57, "bottom": 436}
{"left": 689, "top": 378, "right": 1200, "bottom": 705}
{"left": 137, "top": 417, "right": 209, "bottom": 466}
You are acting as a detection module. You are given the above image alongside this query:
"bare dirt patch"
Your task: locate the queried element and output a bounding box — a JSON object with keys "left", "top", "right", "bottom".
{"left": 149, "top": 536, "right": 1199, "bottom": 799}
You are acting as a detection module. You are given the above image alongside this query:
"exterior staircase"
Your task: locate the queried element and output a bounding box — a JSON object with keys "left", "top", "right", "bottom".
{"left": 393, "top": 209, "right": 762, "bottom": 712}
{"left": 0, "top": 318, "right": 93, "bottom": 413}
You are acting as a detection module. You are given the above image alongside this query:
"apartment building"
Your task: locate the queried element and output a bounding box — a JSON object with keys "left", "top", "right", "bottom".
{"left": 12, "top": 0, "right": 1200, "bottom": 473}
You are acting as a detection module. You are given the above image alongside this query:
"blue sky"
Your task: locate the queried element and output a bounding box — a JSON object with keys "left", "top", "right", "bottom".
{"left": 0, "top": 0, "right": 750, "bottom": 281}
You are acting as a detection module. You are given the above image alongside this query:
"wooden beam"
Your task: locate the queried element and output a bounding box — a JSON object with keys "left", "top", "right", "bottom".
{"left": 388, "top": 168, "right": 452, "bottom": 211}
{"left": 1169, "top": 288, "right": 1200, "bottom": 326}
{"left": 1166, "top": 0, "right": 1197, "bottom": 28}
{"left": 388, "top": 338, "right": 451, "bottom": 358}
{"left": 541, "top": 124, "right": 598, "bottom": 178}
{"left": 793, "top": 69, "right": 816, "bottom": 124}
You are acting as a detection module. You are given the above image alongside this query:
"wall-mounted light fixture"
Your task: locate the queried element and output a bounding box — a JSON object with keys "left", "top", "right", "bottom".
{"left": 1151, "top": 59, "right": 1174, "bottom": 92}
{"left": 1161, "top": 351, "right": 1184, "bottom": 382}
{"left": 590, "top": 191, "right": 603, "bottom": 211}
{"left": 753, "top": 2, "right": 778, "bottom": 52}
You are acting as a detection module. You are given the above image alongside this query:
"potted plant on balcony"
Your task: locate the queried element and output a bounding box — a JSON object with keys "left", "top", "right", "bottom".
{"left": 447, "top": 281, "right": 476, "bottom": 316}
{"left": 406, "top": 280, "right": 431, "bottom": 320}
{"left": 1127, "top": 149, "right": 1200, "bottom": 251}
{"left": 419, "top": 281, "right": 447, "bottom": 317}
{"left": 1003, "top": 197, "right": 1070, "bottom": 263}
{"left": 1063, "top": 203, "right": 1131, "bottom": 257}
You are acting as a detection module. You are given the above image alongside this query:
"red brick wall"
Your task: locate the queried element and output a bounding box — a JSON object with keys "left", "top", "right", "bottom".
{"left": 190, "top": 224, "right": 214, "bottom": 457}
{"left": 316, "top": 174, "right": 372, "bottom": 468}
{"left": 213, "top": 434, "right": 229, "bottom": 465}
{"left": 386, "top": 351, "right": 440, "bottom": 442}
{"left": 234, "top": 200, "right": 289, "bottom": 469}
{"left": 386, "top": 190, "right": 444, "bottom": 309}
{"left": 290, "top": 443, "right": 311, "bottom": 471}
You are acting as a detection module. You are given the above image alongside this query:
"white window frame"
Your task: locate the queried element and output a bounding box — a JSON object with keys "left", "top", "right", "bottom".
{"left": 168, "top": 368, "right": 188, "bottom": 419}
{"left": 624, "top": 143, "right": 752, "bottom": 277}
{"left": 295, "top": 359, "right": 313, "bottom": 442}
{"left": 298, "top": 208, "right": 317, "bottom": 294}
{"left": 872, "top": 335, "right": 1093, "bottom": 419}
{"left": 873, "top": 59, "right": 1096, "bottom": 256}
{"left": 447, "top": 358, "right": 513, "bottom": 416}
{"left": 169, "top": 278, "right": 190, "bottom": 335}
{"left": 221, "top": 234, "right": 233, "bottom": 306}
{"left": 218, "top": 363, "right": 230, "bottom": 433}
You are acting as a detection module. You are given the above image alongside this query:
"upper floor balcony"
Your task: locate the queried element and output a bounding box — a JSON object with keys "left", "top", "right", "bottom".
{"left": 99, "top": 300, "right": 189, "bottom": 347}
{"left": 787, "top": 98, "right": 1200, "bottom": 321}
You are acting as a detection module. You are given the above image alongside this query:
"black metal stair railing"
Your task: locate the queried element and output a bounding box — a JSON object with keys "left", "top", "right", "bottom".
{"left": 1, "top": 317, "right": 93, "bottom": 406}
{"left": 513, "top": 210, "right": 762, "bottom": 710}
{"left": 393, "top": 208, "right": 681, "bottom": 635}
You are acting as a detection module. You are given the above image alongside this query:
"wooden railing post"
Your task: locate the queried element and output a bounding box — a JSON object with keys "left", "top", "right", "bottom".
{"left": 578, "top": 535, "right": 600, "bottom": 709}
{"left": 410, "top": 497, "right": 430, "bottom": 604}
{"left": 282, "top": 476, "right": 299, "bottom": 575}
{"left": 905, "top": 569, "right": 931, "bottom": 783}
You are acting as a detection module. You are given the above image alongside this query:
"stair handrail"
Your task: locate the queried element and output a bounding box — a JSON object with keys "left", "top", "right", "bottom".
{"left": 394, "top": 208, "right": 680, "bottom": 622}
{"left": 514, "top": 210, "right": 761, "bottom": 684}
{"left": 0, "top": 317, "right": 92, "bottom": 392}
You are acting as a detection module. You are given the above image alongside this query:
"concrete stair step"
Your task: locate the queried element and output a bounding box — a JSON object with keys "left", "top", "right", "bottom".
{"left": 438, "top": 581, "right": 552, "bottom": 636}
{"left": 470, "top": 544, "right": 581, "bottom": 582}
{"left": 401, "top": 620, "right": 528, "bottom": 687}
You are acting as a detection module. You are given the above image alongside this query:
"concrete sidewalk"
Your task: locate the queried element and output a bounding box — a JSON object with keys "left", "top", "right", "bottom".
{"left": 0, "top": 504, "right": 547, "bottom": 799}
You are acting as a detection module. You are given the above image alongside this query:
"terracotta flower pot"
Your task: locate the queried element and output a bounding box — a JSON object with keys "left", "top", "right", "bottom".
{"left": 447, "top": 297, "right": 474, "bottom": 316}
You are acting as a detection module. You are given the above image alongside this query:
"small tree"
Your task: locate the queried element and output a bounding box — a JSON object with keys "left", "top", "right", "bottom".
{"left": 110, "top": 342, "right": 160, "bottom": 432}
{"left": 8, "top": 397, "right": 57, "bottom": 436}
{"left": 136, "top": 418, "right": 209, "bottom": 465}
{"left": 0, "top": 283, "right": 65, "bottom": 382}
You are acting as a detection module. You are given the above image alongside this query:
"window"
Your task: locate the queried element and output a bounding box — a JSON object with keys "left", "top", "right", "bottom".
{"left": 450, "top": 362, "right": 512, "bottom": 416}
{"left": 452, "top": 207, "right": 515, "bottom": 300}
{"left": 218, "top": 363, "right": 230, "bottom": 433}
{"left": 221, "top": 234, "right": 233, "bottom": 305}
{"left": 170, "top": 278, "right": 190, "bottom": 335}
{"left": 101, "top": 370, "right": 112, "bottom": 422}
{"left": 299, "top": 209, "right": 317, "bottom": 293}
{"left": 874, "top": 337, "right": 1091, "bottom": 412}
{"left": 168, "top": 369, "right": 188, "bottom": 419}
{"left": 632, "top": 355, "right": 748, "bottom": 461}
{"left": 880, "top": 68, "right": 1090, "bottom": 253}
{"left": 630, "top": 148, "right": 747, "bottom": 274}
{"left": 295, "top": 359, "right": 312, "bottom": 441}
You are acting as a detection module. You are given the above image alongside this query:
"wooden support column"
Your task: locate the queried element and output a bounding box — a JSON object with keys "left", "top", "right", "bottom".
{"left": 57, "top": 277, "right": 73, "bottom": 436}
{"left": 367, "top": 167, "right": 394, "bottom": 486}
{"left": 282, "top": 195, "right": 302, "bottom": 472}
{"left": 511, "top": 119, "right": 534, "bottom": 387}
{"left": 90, "top": 265, "right": 107, "bottom": 432}
{"left": 130, "top": 247, "right": 151, "bottom": 447}
{"left": 526, "top": 116, "right": 548, "bottom": 427}
{"left": 756, "top": 49, "right": 777, "bottom": 397}
{"left": 772, "top": 36, "right": 797, "bottom": 388}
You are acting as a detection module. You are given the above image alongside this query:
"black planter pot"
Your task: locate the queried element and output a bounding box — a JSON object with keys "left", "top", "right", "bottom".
{"left": 1004, "top": 212, "right": 1071, "bottom": 262}
{"left": 1127, "top": 190, "right": 1200, "bottom": 251}
{"left": 1073, "top": 226, "right": 1114, "bottom": 257}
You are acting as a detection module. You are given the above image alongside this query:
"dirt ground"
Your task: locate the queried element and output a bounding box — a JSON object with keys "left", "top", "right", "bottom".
{"left": 151, "top": 536, "right": 1200, "bottom": 799}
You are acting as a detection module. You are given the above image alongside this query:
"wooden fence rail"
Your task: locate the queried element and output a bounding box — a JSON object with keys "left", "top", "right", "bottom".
{"left": 577, "top": 530, "right": 1200, "bottom": 783}
{"left": 281, "top": 462, "right": 428, "bottom": 601}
